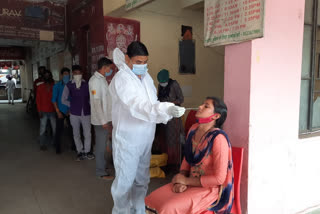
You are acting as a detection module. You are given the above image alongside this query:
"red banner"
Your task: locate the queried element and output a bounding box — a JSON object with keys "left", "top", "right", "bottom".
{"left": 0, "top": 61, "right": 12, "bottom": 68}
{"left": 0, "top": 0, "right": 65, "bottom": 41}
{"left": 0, "top": 47, "right": 25, "bottom": 60}
{"left": 104, "top": 16, "right": 140, "bottom": 59}
{"left": 83, "top": 16, "right": 140, "bottom": 81}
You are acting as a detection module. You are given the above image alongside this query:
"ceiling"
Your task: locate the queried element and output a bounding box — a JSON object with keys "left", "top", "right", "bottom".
{"left": 185, "top": 1, "right": 204, "bottom": 12}
{"left": 0, "top": 39, "right": 39, "bottom": 47}
{"left": 0, "top": 38, "right": 65, "bottom": 51}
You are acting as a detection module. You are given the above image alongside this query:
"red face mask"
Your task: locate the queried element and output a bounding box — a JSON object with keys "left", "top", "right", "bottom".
{"left": 196, "top": 114, "right": 217, "bottom": 124}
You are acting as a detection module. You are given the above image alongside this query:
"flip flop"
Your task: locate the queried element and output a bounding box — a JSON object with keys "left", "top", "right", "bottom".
{"left": 99, "top": 174, "right": 114, "bottom": 180}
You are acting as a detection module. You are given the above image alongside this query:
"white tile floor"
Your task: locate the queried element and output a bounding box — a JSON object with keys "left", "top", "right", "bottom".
{"left": 0, "top": 104, "right": 169, "bottom": 214}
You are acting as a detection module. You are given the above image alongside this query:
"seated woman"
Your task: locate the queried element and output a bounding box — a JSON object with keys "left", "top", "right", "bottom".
{"left": 145, "top": 97, "right": 234, "bottom": 214}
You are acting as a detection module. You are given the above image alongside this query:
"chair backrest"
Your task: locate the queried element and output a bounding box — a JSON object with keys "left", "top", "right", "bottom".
{"left": 184, "top": 110, "right": 197, "bottom": 135}
{"left": 231, "top": 147, "right": 244, "bottom": 214}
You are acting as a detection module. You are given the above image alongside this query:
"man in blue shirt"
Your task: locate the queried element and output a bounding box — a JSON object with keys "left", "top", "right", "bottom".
{"left": 52, "top": 67, "right": 72, "bottom": 154}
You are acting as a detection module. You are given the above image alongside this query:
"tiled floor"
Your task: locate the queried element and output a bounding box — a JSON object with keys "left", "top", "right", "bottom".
{"left": 0, "top": 104, "right": 169, "bottom": 214}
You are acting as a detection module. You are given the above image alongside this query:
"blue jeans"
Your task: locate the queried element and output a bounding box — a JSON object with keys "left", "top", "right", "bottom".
{"left": 39, "top": 112, "right": 56, "bottom": 146}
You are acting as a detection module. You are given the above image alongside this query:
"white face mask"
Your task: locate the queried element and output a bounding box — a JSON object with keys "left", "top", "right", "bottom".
{"left": 73, "top": 74, "right": 82, "bottom": 88}
{"left": 160, "top": 82, "right": 168, "bottom": 87}
{"left": 132, "top": 64, "right": 148, "bottom": 75}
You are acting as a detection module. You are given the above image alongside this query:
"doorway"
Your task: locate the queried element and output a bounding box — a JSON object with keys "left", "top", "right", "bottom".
{"left": 0, "top": 60, "right": 24, "bottom": 103}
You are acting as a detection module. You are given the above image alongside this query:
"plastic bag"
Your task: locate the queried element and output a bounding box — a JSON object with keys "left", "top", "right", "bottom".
{"left": 150, "top": 153, "right": 168, "bottom": 168}
{"left": 150, "top": 166, "right": 166, "bottom": 178}
{"left": 149, "top": 153, "right": 168, "bottom": 178}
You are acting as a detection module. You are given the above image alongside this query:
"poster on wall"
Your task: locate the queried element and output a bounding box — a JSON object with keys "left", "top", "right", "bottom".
{"left": 0, "top": 0, "right": 65, "bottom": 41}
{"left": 103, "top": 16, "right": 140, "bottom": 82}
{"left": 104, "top": 16, "right": 140, "bottom": 59}
{"left": 90, "top": 43, "right": 117, "bottom": 83}
{"left": 179, "top": 25, "right": 195, "bottom": 74}
{"left": 204, "top": 0, "right": 264, "bottom": 47}
{"left": 125, "top": 0, "right": 154, "bottom": 11}
{"left": 90, "top": 43, "right": 105, "bottom": 72}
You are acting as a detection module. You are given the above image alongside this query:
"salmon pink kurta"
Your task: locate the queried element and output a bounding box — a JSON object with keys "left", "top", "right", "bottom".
{"left": 145, "top": 124, "right": 234, "bottom": 214}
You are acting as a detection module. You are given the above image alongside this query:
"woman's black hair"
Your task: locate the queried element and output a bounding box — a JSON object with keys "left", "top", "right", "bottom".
{"left": 60, "top": 67, "right": 70, "bottom": 75}
{"left": 127, "top": 41, "right": 149, "bottom": 58}
{"left": 206, "top": 96, "right": 227, "bottom": 129}
{"left": 97, "top": 57, "right": 113, "bottom": 70}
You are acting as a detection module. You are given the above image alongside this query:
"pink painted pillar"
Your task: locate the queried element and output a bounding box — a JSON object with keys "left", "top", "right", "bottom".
{"left": 224, "top": 0, "right": 305, "bottom": 213}
{"left": 224, "top": 41, "right": 251, "bottom": 214}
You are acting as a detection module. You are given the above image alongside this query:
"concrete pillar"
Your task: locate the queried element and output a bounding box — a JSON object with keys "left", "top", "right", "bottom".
{"left": 20, "top": 64, "right": 27, "bottom": 102}
{"left": 223, "top": 0, "right": 305, "bottom": 213}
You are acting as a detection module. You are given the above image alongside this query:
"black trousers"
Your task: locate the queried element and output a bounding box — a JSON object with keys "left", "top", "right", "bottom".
{"left": 55, "top": 113, "right": 74, "bottom": 153}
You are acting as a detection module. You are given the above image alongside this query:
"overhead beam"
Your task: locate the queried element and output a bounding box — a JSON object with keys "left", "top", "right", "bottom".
{"left": 180, "top": 0, "right": 204, "bottom": 9}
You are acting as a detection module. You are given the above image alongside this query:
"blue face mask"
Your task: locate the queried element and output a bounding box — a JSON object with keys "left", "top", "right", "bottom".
{"left": 62, "top": 75, "right": 70, "bottom": 84}
{"left": 132, "top": 64, "right": 148, "bottom": 76}
{"left": 105, "top": 69, "right": 113, "bottom": 77}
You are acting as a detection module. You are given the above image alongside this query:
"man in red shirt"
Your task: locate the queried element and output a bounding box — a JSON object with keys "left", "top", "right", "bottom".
{"left": 33, "top": 66, "right": 46, "bottom": 99}
{"left": 36, "top": 70, "right": 56, "bottom": 151}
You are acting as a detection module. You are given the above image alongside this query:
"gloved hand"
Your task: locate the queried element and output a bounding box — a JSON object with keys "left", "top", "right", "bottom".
{"left": 168, "top": 106, "right": 185, "bottom": 118}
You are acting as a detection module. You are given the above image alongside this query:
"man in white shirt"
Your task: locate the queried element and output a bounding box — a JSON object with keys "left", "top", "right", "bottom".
{"left": 89, "top": 57, "right": 114, "bottom": 179}
{"left": 5, "top": 75, "right": 16, "bottom": 105}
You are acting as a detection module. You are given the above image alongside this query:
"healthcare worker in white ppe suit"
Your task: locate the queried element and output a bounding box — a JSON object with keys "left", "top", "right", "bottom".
{"left": 109, "top": 41, "right": 185, "bottom": 214}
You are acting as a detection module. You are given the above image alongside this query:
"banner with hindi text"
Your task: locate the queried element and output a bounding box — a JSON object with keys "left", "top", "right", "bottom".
{"left": 204, "top": 0, "right": 264, "bottom": 47}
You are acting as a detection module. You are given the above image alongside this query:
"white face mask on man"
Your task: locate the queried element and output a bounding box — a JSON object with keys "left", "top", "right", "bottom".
{"left": 159, "top": 82, "right": 168, "bottom": 87}
{"left": 73, "top": 74, "right": 82, "bottom": 88}
{"left": 132, "top": 63, "right": 148, "bottom": 76}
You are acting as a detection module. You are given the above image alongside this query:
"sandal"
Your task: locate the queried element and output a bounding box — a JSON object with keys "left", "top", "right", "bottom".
{"left": 99, "top": 174, "right": 114, "bottom": 180}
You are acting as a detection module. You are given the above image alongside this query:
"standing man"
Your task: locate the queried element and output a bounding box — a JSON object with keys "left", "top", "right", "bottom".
{"left": 89, "top": 57, "right": 113, "bottom": 179}
{"left": 36, "top": 70, "right": 56, "bottom": 151}
{"left": 33, "top": 66, "right": 46, "bottom": 97}
{"left": 62, "top": 65, "right": 94, "bottom": 161}
{"left": 52, "top": 67, "right": 72, "bottom": 154}
{"left": 5, "top": 75, "right": 16, "bottom": 105}
{"left": 109, "top": 42, "right": 185, "bottom": 214}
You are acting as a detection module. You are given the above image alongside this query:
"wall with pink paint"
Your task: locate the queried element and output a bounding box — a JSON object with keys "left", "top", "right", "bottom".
{"left": 225, "top": 0, "right": 320, "bottom": 213}
{"left": 224, "top": 41, "right": 251, "bottom": 213}
{"left": 248, "top": 0, "right": 304, "bottom": 212}
{"left": 248, "top": 0, "right": 315, "bottom": 213}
